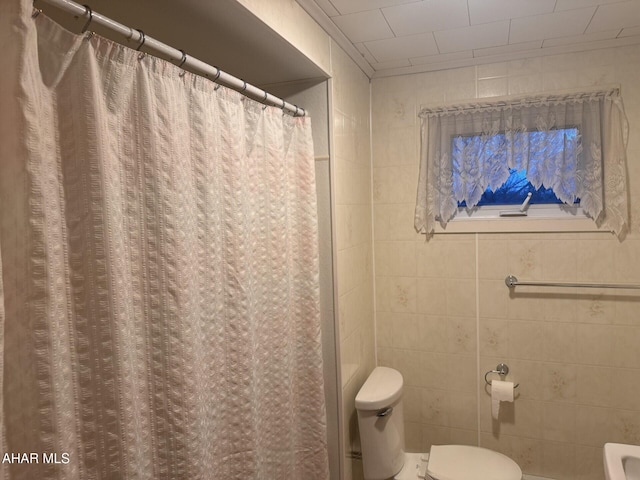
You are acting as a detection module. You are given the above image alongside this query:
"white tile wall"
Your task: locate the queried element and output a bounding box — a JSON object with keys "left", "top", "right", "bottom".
{"left": 371, "top": 44, "right": 640, "bottom": 480}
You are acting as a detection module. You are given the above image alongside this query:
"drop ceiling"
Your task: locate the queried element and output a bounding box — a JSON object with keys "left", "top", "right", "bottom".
{"left": 297, "top": 0, "right": 640, "bottom": 78}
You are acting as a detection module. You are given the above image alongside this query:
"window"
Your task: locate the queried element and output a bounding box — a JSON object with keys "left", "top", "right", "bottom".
{"left": 454, "top": 128, "right": 580, "bottom": 208}
{"left": 415, "top": 89, "right": 629, "bottom": 237}
{"left": 457, "top": 167, "right": 572, "bottom": 208}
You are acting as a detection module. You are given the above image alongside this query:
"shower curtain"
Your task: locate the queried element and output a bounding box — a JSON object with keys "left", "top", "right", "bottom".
{"left": 0, "top": 2, "right": 329, "bottom": 479}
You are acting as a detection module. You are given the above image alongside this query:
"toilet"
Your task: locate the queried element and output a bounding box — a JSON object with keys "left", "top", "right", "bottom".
{"left": 355, "top": 367, "right": 522, "bottom": 480}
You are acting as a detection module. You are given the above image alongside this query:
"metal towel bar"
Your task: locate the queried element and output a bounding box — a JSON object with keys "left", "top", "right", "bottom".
{"left": 505, "top": 275, "right": 640, "bottom": 290}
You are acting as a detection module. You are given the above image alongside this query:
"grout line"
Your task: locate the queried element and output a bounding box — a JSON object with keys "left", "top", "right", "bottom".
{"left": 475, "top": 232, "right": 481, "bottom": 446}
{"left": 369, "top": 79, "right": 378, "bottom": 368}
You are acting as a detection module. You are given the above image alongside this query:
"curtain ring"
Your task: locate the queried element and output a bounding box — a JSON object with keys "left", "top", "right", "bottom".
{"left": 212, "top": 68, "right": 222, "bottom": 89}
{"left": 294, "top": 106, "right": 299, "bottom": 117}
{"left": 81, "top": 4, "right": 93, "bottom": 33}
{"left": 178, "top": 49, "right": 187, "bottom": 77}
{"left": 135, "top": 29, "right": 146, "bottom": 51}
{"left": 240, "top": 80, "right": 247, "bottom": 93}
{"left": 261, "top": 91, "right": 268, "bottom": 110}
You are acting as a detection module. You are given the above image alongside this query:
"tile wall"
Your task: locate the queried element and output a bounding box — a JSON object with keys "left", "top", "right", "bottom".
{"left": 372, "top": 44, "right": 640, "bottom": 480}
{"left": 331, "top": 39, "right": 376, "bottom": 480}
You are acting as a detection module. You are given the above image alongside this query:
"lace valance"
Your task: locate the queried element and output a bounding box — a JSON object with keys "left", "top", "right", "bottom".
{"left": 415, "top": 89, "right": 629, "bottom": 237}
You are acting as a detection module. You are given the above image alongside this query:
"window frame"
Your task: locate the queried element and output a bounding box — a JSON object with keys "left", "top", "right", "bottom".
{"left": 435, "top": 203, "right": 603, "bottom": 234}
{"left": 435, "top": 123, "right": 606, "bottom": 234}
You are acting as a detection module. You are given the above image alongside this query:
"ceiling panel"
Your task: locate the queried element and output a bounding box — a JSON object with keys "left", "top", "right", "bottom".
{"left": 542, "top": 29, "right": 620, "bottom": 47}
{"left": 328, "top": 0, "right": 416, "bottom": 15}
{"left": 468, "top": 0, "right": 555, "bottom": 25}
{"left": 555, "top": 0, "right": 630, "bottom": 11}
{"left": 296, "top": 0, "right": 640, "bottom": 77}
{"left": 382, "top": 0, "right": 469, "bottom": 36}
{"left": 435, "top": 21, "right": 510, "bottom": 54}
{"left": 365, "top": 33, "right": 439, "bottom": 62}
{"left": 474, "top": 41, "right": 543, "bottom": 57}
{"left": 332, "top": 9, "right": 394, "bottom": 43}
{"left": 586, "top": 1, "right": 640, "bottom": 32}
{"left": 509, "top": 7, "right": 597, "bottom": 43}
{"left": 620, "top": 26, "right": 640, "bottom": 37}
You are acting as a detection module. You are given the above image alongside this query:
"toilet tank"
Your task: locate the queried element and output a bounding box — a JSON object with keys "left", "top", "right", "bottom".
{"left": 355, "top": 367, "right": 405, "bottom": 480}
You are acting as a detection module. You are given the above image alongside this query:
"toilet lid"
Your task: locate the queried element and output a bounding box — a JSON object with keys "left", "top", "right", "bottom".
{"left": 427, "top": 445, "right": 522, "bottom": 480}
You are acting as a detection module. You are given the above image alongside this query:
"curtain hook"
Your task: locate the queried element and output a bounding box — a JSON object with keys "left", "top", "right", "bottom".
{"left": 212, "top": 67, "right": 222, "bottom": 89}
{"left": 135, "top": 29, "right": 146, "bottom": 51}
{"left": 178, "top": 49, "right": 187, "bottom": 77}
{"left": 31, "top": 8, "right": 42, "bottom": 19}
{"left": 81, "top": 4, "right": 93, "bottom": 33}
{"left": 213, "top": 69, "right": 221, "bottom": 82}
{"left": 135, "top": 29, "right": 146, "bottom": 60}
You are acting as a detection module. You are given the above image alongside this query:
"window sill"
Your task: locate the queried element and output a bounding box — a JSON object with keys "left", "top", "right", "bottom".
{"left": 433, "top": 205, "right": 611, "bottom": 234}
{"left": 434, "top": 217, "right": 607, "bottom": 234}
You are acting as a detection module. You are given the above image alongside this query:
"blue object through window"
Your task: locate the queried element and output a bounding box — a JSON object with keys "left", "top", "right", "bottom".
{"left": 455, "top": 128, "right": 580, "bottom": 207}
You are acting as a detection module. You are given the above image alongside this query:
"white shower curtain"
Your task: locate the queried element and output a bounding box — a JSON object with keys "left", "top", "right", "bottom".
{"left": 0, "top": 2, "right": 329, "bottom": 479}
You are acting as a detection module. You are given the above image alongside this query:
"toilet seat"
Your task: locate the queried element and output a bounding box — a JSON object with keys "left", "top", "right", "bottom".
{"left": 427, "top": 445, "right": 522, "bottom": 480}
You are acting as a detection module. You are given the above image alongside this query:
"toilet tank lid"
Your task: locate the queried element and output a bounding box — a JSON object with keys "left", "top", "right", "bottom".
{"left": 355, "top": 367, "right": 403, "bottom": 411}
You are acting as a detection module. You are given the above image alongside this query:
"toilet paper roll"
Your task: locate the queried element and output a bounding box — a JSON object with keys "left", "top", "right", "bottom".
{"left": 491, "top": 380, "right": 514, "bottom": 420}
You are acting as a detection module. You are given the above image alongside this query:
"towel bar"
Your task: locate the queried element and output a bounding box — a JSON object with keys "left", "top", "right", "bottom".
{"left": 505, "top": 275, "right": 640, "bottom": 290}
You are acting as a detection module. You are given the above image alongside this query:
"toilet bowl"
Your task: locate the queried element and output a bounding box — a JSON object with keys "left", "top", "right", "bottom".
{"left": 355, "top": 367, "right": 522, "bottom": 480}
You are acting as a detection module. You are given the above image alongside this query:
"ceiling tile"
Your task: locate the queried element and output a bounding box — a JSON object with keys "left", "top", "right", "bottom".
{"left": 410, "top": 51, "right": 473, "bottom": 66}
{"left": 435, "top": 21, "right": 510, "bottom": 54}
{"left": 313, "top": 0, "right": 340, "bottom": 17}
{"left": 619, "top": 26, "right": 640, "bottom": 37}
{"left": 332, "top": 10, "right": 395, "bottom": 43}
{"left": 365, "top": 32, "right": 439, "bottom": 62}
{"left": 509, "top": 7, "right": 596, "bottom": 43}
{"left": 382, "top": 0, "right": 469, "bottom": 36}
{"left": 474, "top": 40, "right": 542, "bottom": 57}
{"left": 554, "top": 0, "right": 630, "bottom": 12}
{"left": 586, "top": 1, "right": 640, "bottom": 33}
{"left": 468, "top": 0, "right": 555, "bottom": 25}
{"left": 328, "top": 0, "right": 417, "bottom": 15}
{"left": 543, "top": 29, "right": 620, "bottom": 47}
{"left": 296, "top": 0, "right": 640, "bottom": 76}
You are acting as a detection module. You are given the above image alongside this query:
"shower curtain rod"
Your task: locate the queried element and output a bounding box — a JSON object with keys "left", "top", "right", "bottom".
{"left": 32, "top": 0, "right": 306, "bottom": 117}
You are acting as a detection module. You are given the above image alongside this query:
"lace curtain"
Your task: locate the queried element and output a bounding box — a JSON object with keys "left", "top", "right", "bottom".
{"left": 0, "top": 3, "right": 328, "bottom": 479}
{"left": 415, "top": 89, "right": 630, "bottom": 237}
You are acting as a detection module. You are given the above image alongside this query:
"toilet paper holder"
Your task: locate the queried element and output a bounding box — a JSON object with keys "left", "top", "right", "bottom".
{"left": 484, "top": 363, "right": 519, "bottom": 388}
